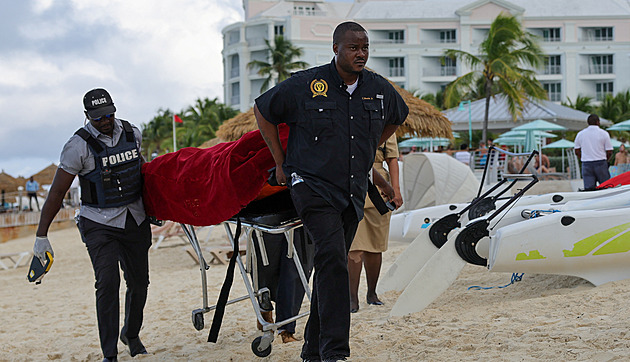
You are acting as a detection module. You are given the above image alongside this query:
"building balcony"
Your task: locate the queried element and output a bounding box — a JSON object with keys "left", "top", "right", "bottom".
{"left": 543, "top": 65, "right": 561, "bottom": 75}
{"left": 580, "top": 64, "right": 614, "bottom": 75}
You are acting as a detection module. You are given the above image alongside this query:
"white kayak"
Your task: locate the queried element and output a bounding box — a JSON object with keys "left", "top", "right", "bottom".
{"left": 380, "top": 185, "right": 630, "bottom": 295}
{"left": 489, "top": 207, "right": 630, "bottom": 286}
{"left": 388, "top": 187, "right": 630, "bottom": 317}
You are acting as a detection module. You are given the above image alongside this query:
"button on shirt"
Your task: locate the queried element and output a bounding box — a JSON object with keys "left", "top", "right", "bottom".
{"left": 574, "top": 125, "right": 613, "bottom": 162}
{"left": 59, "top": 119, "right": 147, "bottom": 228}
{"left": 255, "top": 59, "right": 409, "bottom": 219}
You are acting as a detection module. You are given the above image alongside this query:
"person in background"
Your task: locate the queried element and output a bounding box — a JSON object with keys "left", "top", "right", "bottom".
{"left": 574, "top": 114, "right": 613, "bottom": 190}
{"left": 26, "top": 176, "right": 40, "bottom": 211}
{"left": 33, "top": 88, "right": 152, "bottom": 362}
{"left": 348, "top": 135, "right": 402, "bottom": 313}
{"left": 454, "top": 143, "right": 471, "bottom": 165}
{"left": 614, "top": 144, "right": 628, "bottom": 166}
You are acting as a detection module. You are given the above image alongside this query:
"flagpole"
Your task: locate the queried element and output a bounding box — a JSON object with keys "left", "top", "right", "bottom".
{"left": 172, "top": 114, "right": 177, "bottom": 152}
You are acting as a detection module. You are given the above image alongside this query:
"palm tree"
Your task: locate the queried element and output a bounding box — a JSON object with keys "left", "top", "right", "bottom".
{"left": 562, "top": 95, "right": 594, "bottom": 114}
{"left": 443, "top": 13, "right": 547, "bottom": 143}
{"left": 247, "top": 35, "right": 309, "bottom": 93}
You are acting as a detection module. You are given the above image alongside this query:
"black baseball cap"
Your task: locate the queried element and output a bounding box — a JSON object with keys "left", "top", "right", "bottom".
{"left": 83, "top": 88, "right": 116, "bottom": 118}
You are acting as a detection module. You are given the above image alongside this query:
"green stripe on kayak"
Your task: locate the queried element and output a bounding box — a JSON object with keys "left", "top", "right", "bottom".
{"left": 516, "top": 250, "right": 546, "bottom": 261}
{"left": 594, "top": 230, "right": 630, "bottom": 255}
{"left": 563, "top": 222, "right": 630, "bottom": 257}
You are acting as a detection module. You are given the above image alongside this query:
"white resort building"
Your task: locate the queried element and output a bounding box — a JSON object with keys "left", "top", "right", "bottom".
{"left": 222, "top": 0, "right": 630, "bottom": 113}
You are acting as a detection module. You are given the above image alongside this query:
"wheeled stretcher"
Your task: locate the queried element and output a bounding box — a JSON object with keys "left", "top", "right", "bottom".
{"left": 180, "top": 190, "right": 312, "bottom": 357}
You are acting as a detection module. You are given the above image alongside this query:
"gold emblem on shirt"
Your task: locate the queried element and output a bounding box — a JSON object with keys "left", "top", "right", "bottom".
{"left": 310, "top": 79, "right": 328, "bottom": 98}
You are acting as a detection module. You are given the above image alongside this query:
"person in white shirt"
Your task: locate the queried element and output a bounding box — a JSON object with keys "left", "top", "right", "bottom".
{"left": 454, "top": 143, "right": 471, "bottom": 165}
{"left": 574, "top": 114, "right": 613, "bottom": 190}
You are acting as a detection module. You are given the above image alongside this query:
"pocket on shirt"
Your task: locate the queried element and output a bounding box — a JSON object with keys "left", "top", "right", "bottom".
{"left": 363, "top": 100, "right": 384, "bottom": 139}
{"left": 305, "top": 100, "right": 336, "bottom": 142}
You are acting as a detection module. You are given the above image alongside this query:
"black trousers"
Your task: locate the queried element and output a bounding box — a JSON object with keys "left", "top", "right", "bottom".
{"left": 291, "top": 182, "right": 359, "bottom": 361}
{"left": 254, "top": 228, "right": 314, "bottom": 334}
{"left": 78, "top": 213, "right": 151, "bottom": 358}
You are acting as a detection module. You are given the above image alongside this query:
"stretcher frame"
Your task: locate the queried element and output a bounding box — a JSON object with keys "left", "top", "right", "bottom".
{"left": 180, "top": 215, "right": 312, "bottom": 357}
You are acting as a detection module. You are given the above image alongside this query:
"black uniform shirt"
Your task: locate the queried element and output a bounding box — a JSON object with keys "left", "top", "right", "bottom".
{"left": 255, "top": 59, "right": 409, "bottom": 220}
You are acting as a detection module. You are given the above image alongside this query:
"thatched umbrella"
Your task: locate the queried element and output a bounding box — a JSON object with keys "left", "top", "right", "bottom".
{"left": 209, "top": 80, "right": 452, "bottom": 143}
{"left": 0, "top": 171, "right": 19, "bottom": 193}
{"left": 31, "top": 163, "right": 58, "bottom": 187}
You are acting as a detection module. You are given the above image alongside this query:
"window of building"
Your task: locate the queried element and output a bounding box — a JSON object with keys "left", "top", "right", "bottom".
{"left": 274, "top": 25, "right": 284, "bottom": 36}
{"left": 440, "top": 30, "right": 456, "bottom": 43}
{"left": 228, "top": 30, "right": 240, "bottom": 45}
{"left": 230, "top": 82, "right": 240, "bottom": 106}
{"left": 542, "top": 28, "right": 561, "bottom": 42}
{"left": 441, "top": 57, "right": 456, "bottom": 76}
{"left": 388, "top": 30, "right": 404, "bottom": 44}
{"left": 584, "top": 27, "right": 614, "bottom": 41}
{"left": 389, "top": 58, "right": 404, "bottom": 77}
{"left": 544, "top": 55, "right": 561, "bottom": 75}
{"left": 293, "top": 5, "right": 316, "bottom": 16}
{"left": 543, "top": 82, "right": 562, "bottom": 102}
{"left": 589, "top": 55, "right": 614, "bottom": 74}
{"left": 596, "top": 82, "right": 614, "bottom": 100}
{"left": 230, "top": 54, "right": 239, "bottom": 79}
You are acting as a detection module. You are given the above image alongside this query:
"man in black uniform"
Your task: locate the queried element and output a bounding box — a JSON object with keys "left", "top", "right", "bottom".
{"left": 254, "top": 21, "right": 409, "bottom": 361}
{"left": 33, "top": 88, "right": 152, "bottom": 362}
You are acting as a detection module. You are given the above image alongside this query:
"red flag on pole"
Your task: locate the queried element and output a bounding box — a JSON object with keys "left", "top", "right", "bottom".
{"left": 174, "top": 114, "right": 183, "bottom": 123}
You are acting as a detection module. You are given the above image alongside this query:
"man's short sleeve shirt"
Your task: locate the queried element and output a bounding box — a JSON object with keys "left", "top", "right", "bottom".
{"left": 574, "top": 125, "right": 613, "bottom": 162}
{"left": 59, "top": 119, "right": 146, "bottom": 228}
{"left": 255, "top": 60, "right": 409, "bottom": 219}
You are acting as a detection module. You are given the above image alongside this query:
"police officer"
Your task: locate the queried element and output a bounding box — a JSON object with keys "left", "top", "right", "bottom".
{"left": 33, "top": 88, "right": 152, "bottom": 362}
{"left": 254, "top": 21, "right": 409, "bottom": 361}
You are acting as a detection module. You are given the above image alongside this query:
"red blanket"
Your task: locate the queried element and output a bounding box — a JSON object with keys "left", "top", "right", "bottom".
{"left": 597, "top": 170, "right": 630, "bottom": 189}
{"left": 142, "top": 125, "right": 289, "bottom": 226}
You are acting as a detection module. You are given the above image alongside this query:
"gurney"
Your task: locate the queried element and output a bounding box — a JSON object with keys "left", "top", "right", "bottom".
{"left": 179, "top": 189, "right": 312, "bottom": 357}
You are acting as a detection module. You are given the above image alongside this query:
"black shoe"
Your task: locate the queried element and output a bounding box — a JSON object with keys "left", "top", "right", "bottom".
{"left": 367, "top": 300, "right": 384, "bottom": 306}
{"left": 103, "top": 357, "right": 117, "bottom": 362}
{"left": 120, "top": 334, "right": 148, "bottom": 357}
{"left": 350, "top": 306, "right": 359, "bottom": 313}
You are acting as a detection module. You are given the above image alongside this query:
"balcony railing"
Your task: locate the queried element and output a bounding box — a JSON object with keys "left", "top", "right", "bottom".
{"left": 422, "top": 67, "right": 456, "bottom": 77}
{"left": 389, "top": 67, "right": 405, "bottom": 77}
{"left": 441, "top": 66, "right": 456, "bottom": 76}
{"left": 372, "top": 39, "right": 405, "bottom": 44}
{"left": 543, "top": 65, "right": 561, "bottom": 75}
{"left": 581, "top": 64, "right": 614, "bottom": 74}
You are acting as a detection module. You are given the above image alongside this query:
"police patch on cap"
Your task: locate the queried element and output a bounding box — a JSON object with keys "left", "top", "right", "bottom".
{"left": 310, "top": 79, "right": 328, "bottom": 98}
{"left": 83, "top": 88, "right": 117, "bottom": 118}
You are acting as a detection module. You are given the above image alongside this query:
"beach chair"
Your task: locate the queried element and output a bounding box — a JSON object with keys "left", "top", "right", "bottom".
{"left": 0, "top": 251, "right": 32, "bottom": 270}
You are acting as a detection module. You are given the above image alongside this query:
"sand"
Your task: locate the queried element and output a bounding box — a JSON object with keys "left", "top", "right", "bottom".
{"left": 1, "top": 224, "right": 630, "bottom": 361}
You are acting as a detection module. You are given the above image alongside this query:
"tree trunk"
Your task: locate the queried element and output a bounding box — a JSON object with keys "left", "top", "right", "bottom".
{"left": 483, "top": 93, "right": 491, "bottom": 145}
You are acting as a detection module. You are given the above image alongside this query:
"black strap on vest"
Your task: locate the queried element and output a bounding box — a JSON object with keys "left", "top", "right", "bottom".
{"left": 120, "top": 119, "right": 135, "bottom": 143}
{"left": 74, "top": 120, "right": 135, "bottom": 149}
{"left": 208, "top": 217, "right": 241, "bottom": 343}
{"left": 74, "top": 128, "right": 104, "bottom": 154}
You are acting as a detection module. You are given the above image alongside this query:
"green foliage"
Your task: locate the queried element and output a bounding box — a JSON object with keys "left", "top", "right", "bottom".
{"left": 247, "top": 35, "right": 309, "bottom": 93}
{"left": 562, "top": 95, "right": 594, "bottom": 114}
{"left": 443, "top": 13, "right": 547, "bottom": 143}
{"left": 141, "top": 97, "right": 238, "bottom": 158}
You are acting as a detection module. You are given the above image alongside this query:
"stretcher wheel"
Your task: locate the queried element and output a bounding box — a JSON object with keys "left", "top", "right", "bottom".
{"left": 192, "top": 311, "right": 204, "bottom": 331}
{"left": 251, "top": 336, "right": 272, "bottom": 357}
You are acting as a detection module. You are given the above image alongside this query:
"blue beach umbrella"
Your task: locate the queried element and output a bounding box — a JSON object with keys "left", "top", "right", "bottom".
{"left": 607, "top": 119, "right": 630, "bottom": 131}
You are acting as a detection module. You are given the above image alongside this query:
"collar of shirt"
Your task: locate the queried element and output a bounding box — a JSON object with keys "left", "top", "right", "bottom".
{"left": 85, "top": 118, "right": 123, "bottom": 147}
{"left": 328, "top": 59, "right": 365, "bottom": 92}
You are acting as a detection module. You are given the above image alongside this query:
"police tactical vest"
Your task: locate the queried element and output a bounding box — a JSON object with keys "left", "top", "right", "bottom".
{"left": 75, "top": 120, "right": 143, "bottom": 208}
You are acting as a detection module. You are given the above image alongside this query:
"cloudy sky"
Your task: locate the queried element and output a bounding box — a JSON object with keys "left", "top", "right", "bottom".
{"left": 0, "top": 0, "right": 244, "bottom": 177}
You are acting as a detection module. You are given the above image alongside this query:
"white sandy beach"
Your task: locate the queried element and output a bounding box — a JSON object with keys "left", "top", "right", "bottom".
{"left": 1, "top": 224, "right": 630, "bottom": 361}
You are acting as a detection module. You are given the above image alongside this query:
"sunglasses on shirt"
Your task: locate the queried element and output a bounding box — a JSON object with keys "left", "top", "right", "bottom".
{"left": 90, "top": 113, "right": 115, "bottom": 122}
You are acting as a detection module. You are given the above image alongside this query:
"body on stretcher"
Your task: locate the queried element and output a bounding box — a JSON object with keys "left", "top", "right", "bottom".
{"left": 180, "top": 189, "right": 312, "bottom": 357}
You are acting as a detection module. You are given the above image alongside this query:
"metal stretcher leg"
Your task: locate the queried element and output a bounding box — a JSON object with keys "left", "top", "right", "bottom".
{"left": 182, "top": 218, "right": 312, "bottom": 358}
